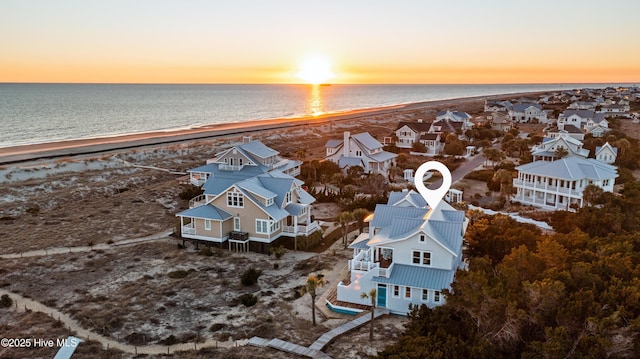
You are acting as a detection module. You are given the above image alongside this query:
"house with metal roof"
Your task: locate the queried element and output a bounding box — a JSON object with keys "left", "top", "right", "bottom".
{"left": 508, "top": 103, "right": 548, "bottom": 123}
{"left": 176, "top": 140, "right": 319, "bottom": 253}
{"left": 332, "top": 193, "right": 468, "bottom": 315}
{"left": 595, "top": 142, "right": 618, "bottom": 164}
{"left": 531, "top": 133, "right": 590, "bottom": 162}
{"left": 512, "top": 157, "right": 618, "bottom": 210}
{"left": 325, "top": 131, "right": 397, "bottom": 177}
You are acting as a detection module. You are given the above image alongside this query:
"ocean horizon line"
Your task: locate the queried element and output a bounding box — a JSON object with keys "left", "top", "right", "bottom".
{"left": 2, "top": 81, "right": 638, "bottom": 86}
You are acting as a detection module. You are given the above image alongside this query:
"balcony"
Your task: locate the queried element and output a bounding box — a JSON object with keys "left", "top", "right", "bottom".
{"left": 219, "top": 164, "right": 244, "bottom": 171}
{"left": 189, "top": 194, "right": 206, "bottom": 208}
{"left": 181, "top": 223, "right": 196, "bottom": 235}
{"left": 282, "top": 221, "right": 321, "bottom": 236}
{"left": 378, "top": 262, "right": 395, "bottom": 278}
{"left": 229, "top": 231, "right": 249, "bottom": 241}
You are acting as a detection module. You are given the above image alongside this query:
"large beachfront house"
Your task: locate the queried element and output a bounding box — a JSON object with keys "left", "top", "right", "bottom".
{"left": 509, "top": 103, "right": 548, "bottom": 123}
{"left": 325, "top": 132, "right": 397, "bottom": 177}
{"left": 512, "top": 157, "right": 618, "bottom": 210}
{"left": 177, "top": 140, "right": 320, "bottom": 253}
{"left": 332, "top": 189, "right": 468, "bottom": 315}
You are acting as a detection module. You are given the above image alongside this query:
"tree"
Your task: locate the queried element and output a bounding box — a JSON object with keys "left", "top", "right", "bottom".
{"left": 300, "top": 274, "right": 327, "bottom": 326}
{"left": 582, "top": 184, "right": 604, "bottom": 206}
{"left": 554, "top": 146, "right": 569, "bottom": 159}
{"left": 396, "top": 153, "right": 409, "bottom": 169}
{"left": 295, "top": 149, "right": 307, "bottom": 161}
{"left": 352, "top": 208, "right": 369, "bottom": 234}
{"left": 412, "top": 141, "right": 427, "bottom": 153}
{"left": 388, "top": 166, "right": 403, "bottom": 183}
{"left": 444, "top": 140, "right": 464, "bottom": 156}
{"left": 337, "top": 211, "right": 354, "bottom": 247}
{"left": 483, "top": 148, "right": 505, "bottom": 167}
{"left": 360, "top": 288, "right": 377, "bottom": 341}
{"left": 492, "top": 169, "right": 514, "bottom": 200}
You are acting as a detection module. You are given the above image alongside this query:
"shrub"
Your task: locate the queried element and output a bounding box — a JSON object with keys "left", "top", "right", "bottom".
{"left": 0, "top": 294, "right": 12, "bottom": 308}
{"left": 269, "top": 245, "right": 286, "bottom": 259}
{"left": 209, "top": 323, "right": 225, "bottom": 332}
{"left": 199, "top": 247, "right": 213, "bottom": 256}
{"left": 179, "top": 185, "right": 204, "bottom": 201}
{"left": 240, "top": 267, "right": 262, "bottom": 286}
{"left": 239, "top": 293, "right": 258, "bottom": 307}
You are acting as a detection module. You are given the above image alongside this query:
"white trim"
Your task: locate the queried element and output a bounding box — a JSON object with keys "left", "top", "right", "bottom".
{"left": 204, "top": 219, "right": 211, "bottom": 231}
{"left": 421, "top": 289, "right": 429, "bottom": 302}
{"left": 392, "top": 285, "right": 400, "bottom": 298}
{"left": 181, "top": 233, "right": 228, "bottom": 242}
{"left": 404, "top": 286, "right": 412, "bottom": 299}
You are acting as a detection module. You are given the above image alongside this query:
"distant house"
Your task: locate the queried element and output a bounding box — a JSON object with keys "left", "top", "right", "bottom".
{"left": 531, "top": 134, "right": 589, "bottom": 162}
{"left": 177, "top": 140, "right": 319, "bottom": 253}
{"left": 394, "top": 120, "right": 432, "bottom": 149}
{"left": 545, "top": 123, "right": 585, "bottom": 141}
{"left": 513, "top": 157, "right": 618, "bottom": 210}
{"left": 509, "top": 103, "right": 548, "bottom": 123}
{"left": 484, "top": 100, "right": 512, "bottom": 112}
{"left": 431, "top": 110, "right": 473, "bottom": 138}
{"left": 325, "top": 132, "right": 397, "bottom": 177}
{"left": 595, "top": 142, "right": 618, "bottom": 164}
{"left": 559, "top": 109, "right": 607, "bottom": 131}
{"left": 568, "top": 101, "right": 597, "bottom": 110}
{"left": 489, "top": 112, "right": 513, "bottom": 132}
{"left": 599, "top": 104, "right": 630, "bottom": 117}
{"left": 333, "top": 191, "right": 468, "bottom": 315}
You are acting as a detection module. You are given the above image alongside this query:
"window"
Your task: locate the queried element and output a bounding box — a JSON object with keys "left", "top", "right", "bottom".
{"left": 419, "top": 234, "right": 425, "bottom": 242}
{"left": 234, "top": 217, "right": 241, "bottom": 231}
{"left": 413, "top": 250, "right": 431, "bottom": 266}
{"left": 422, "top": 252, "right": 431, "bottom": 266}
{"left": 355, "top": 150, "right": 362, "bottom": 157}
{"left": 239, "top": 158, "right": 243, "bottom": 166}
{"left": 227, "top": 192, "right": 244, "bottom": 207}
{"left": 256, "top": 219, "right": 269, "bottom": 234}
{"left": 285, "top": 191, "right": 292, "bottom": 204}
{"left": 422, "top": 289, "right": 429, "bottom": 301}
{"left": 412, "top": 251, "right": 421, "bottom": 264}
{"left": 393, "top": 285, "right": 399, "bottom": 297}
{"left": 266, "top": 197, "right": 274, "bottom": 206}
{"left": 434, "top": 291, "right": 441, "bottom": 302}
{"left": 204, "top": 219, "right": 211, "bottom": 231}
{"left": 404, "top": 286, "right": 411, "bottom": 299}
{"left": 270, "top": 220, "right": 280, "bottom": 232}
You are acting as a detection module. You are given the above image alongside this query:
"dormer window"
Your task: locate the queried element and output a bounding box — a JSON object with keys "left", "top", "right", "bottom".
{"left": 266, "top": 197, "right": 274, "bottom": 206}
{"left": 285, "top": 191, "right": 292, "bottom": 204}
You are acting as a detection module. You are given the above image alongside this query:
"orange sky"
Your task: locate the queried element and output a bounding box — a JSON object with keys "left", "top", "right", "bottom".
{"left": 1, "top": 0, "right": 639, "bottom": 84}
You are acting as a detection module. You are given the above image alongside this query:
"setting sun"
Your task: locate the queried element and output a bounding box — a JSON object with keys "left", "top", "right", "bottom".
{"left": 296, "top": 55, "right": 335, "bottom": 84}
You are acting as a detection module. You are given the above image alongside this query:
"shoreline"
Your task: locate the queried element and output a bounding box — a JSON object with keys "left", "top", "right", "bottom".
{"left": 0, "top": 91, "right": 549, "bottom": 165}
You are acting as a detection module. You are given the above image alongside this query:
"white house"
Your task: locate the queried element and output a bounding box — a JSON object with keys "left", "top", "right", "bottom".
{"left": 509, "top": 103, "right": 548, "bottom": 123}
{"left": 512, "top": 158, "right": 618, "bottom": 210}
{"left": 545, "top": 123, "right": 585, "bottom": 141}
{"left": 484, "top": 100, "right": 512, "bottom": 112}
{"left": 331, "top": 191, "right": 468, "bottom": 315}
{"left": 394, "top": 120, "right": 433, "bottom": 149}
{"left": 176, "top": 140, "right": 319, "bottom": 253}
{"left": 595, "top": 142, "right": 618, "bottom": 164}
{"left": 325, "top": 132, "right": 397, "bottom": 177}
{"left": 531, "top": 134, "right": 590, "bottom": 162}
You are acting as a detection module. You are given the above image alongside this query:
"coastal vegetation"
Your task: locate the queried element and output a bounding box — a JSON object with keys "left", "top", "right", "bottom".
{"left": 379, "top": 188, "right": 640, "bottom": 358}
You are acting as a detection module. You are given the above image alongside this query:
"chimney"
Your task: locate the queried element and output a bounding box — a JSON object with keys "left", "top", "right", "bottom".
{"left": 343, "top": 131, "right": 350, "bottom": 156}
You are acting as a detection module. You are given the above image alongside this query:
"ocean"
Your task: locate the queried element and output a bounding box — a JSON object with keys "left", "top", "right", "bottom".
{"left": 0, "top": 83, "right": 626, "bottom": 148}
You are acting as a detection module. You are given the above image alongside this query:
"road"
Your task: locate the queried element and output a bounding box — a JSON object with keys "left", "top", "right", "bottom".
{"left": 428, "top": 152, "right": 486, "bottom": 190}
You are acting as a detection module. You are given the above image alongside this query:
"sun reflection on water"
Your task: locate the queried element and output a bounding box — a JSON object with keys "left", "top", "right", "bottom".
{"left": 308, "top": 84, "right": 324, "bottom": 116}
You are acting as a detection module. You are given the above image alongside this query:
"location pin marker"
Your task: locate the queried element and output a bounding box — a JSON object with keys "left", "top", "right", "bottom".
{"left": 414, "top": 161, "right": 452, "bottom": 209}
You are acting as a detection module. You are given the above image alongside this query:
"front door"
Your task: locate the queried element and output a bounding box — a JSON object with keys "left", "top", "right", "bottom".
{"left": 377, "top": 284, "right": 387, "bottom": 307}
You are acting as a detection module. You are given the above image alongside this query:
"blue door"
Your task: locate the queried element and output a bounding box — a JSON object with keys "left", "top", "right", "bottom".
{"left": 377, "top": 284, "right": 387, "bottom": 307}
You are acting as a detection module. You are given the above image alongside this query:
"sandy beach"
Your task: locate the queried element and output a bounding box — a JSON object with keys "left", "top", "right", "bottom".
{"left": 0, "top": 91, "right": 547, "bottom": 164}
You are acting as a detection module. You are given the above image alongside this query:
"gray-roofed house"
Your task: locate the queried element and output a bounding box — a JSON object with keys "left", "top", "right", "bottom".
{"left": 325, "top": 131, "right": 397, "bottom": 177}
{"left": 508, "top": 103, "right": 548, "bottom": 123}
{"left": 595, "top": 142, "right": 618, "bottom": 164}
{"left": 332, "top": 191, "right": 468, "bottom": 315}
{"left": 512, "top": 157, "right": 618, "bottom": 210}
{"left": 531, "top": 133, "right": 590, "bottom": 162}
{"left": 394, "top": 119, "right": 432, "bottom": 149}
{"left": 176, "top": 140, "right": 319, "bottom": 253}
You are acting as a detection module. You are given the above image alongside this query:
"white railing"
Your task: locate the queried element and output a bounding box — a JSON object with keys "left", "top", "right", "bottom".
{"left": 218, "top": 164, "right": 243, "bottom": 171}
{"left": 189, "top": 194, "right": 206, "bottom": 208}
{"left": 181, "top": 224, "right": 196, "bottom": 235}
{"left": 378, "top": 262, "right": 394, "bottom": 278}
{"left": 349, "top": 260, "right": 377, "bottom": 271}
{"left": 282, "top": 221, "right": 321, "bottom": 235}
{"left": 190, "top": 177, "right": 205, "bottom": 186}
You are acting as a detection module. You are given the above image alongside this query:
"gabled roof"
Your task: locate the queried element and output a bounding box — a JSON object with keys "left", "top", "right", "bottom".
{"left": 201, "top": 165, "right": 268, "bottom": 196}
{"left": 372, "top": 264, "right": 455, "bottom": 290}
{"left": 352, "top": 132, "right": 383, "bottom": 151}
{"left": 562, "top": 109, "right": 596, "bottom": 120}
{"left": 387, "top": 190, "right": 428, "bottom": 208}
{"left": 511, "top": 103, "right": 542, "bottom": 112}
{"left": 238, "top": 141, "right": 279, "bottom": 159}
{"left": 596, "top": 143, "right": 618, "bottom": 155}
{"left": 339, "top": 156, "right": 365, "bottom": 169}
{"left": 420, "top": 133, "right": 440, "bottom": 141}
{"left": 326, "top": 139, "right": 343, "bottom": 148}
{"left": 396, "top": 121, "right": 432, "bottom": 133}
{"left": 436, "top": 110, "right": 471, "bottom": 121}
{"left": 177, "top": 204, "right": 233, "bottom": 221}
{"left": 516, "top": 158, "right": 618, "bottom": 180}
{"left": 369, "top": 151, "right": 397, "bottom": 162}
